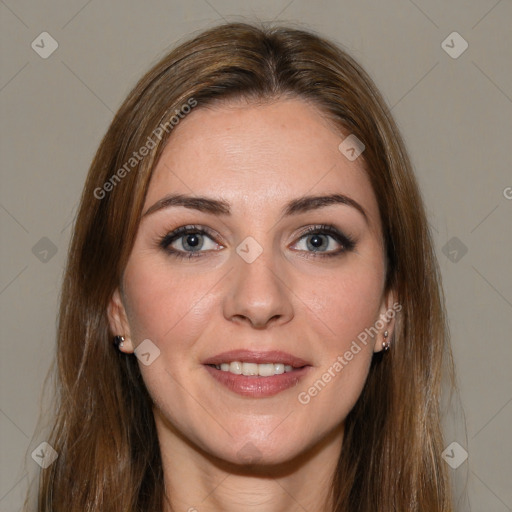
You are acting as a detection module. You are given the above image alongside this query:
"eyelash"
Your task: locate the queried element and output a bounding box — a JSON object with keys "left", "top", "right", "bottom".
{"left": 157, "top": 224, "right": 356, "bottom": 260}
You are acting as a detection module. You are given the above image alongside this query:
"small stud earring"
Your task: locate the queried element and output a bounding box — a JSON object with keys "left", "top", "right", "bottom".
{"left": 113, "top": 335, "right": 125, "bottom": 349}
{"left": 382, "top": 331, "right": 391, "bottom": 352}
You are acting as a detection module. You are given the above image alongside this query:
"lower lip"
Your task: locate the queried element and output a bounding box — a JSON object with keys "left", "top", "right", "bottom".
{"left": 204, "top": 365, "right": 311, "bottom": 398}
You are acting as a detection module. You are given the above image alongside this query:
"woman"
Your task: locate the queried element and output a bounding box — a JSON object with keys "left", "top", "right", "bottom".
{"left": 30, "top": 22, "right": 455, "bottom": 511}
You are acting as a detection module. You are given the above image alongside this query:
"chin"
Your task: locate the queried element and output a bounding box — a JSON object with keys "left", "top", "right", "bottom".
{"left": 198, "top": 430, "right": 314, "bottom": 469}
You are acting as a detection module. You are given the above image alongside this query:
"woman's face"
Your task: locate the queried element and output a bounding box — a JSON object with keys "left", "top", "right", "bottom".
{"left": 108, "top": 97, "right": 395, "bottom": 465}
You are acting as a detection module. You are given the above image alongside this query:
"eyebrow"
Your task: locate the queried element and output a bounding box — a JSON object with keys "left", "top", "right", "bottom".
{"left": 142, "top": 193, "right": 368, "bottom": 223}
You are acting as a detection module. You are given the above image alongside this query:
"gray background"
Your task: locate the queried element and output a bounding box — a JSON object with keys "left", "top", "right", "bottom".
{"left": 1, "top": 1, "right": 511, "bottom": 510}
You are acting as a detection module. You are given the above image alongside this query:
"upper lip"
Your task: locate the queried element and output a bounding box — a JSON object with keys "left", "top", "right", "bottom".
{"left": 203, "top": 350, "right": 310, "bottom": 368}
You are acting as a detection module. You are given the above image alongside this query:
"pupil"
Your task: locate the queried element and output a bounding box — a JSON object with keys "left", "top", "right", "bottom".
{"left": 185, "top": 234, "right": 201, "bottom": 249}
{"left": 309, "top": 234, "right": 325, "bottom": 250}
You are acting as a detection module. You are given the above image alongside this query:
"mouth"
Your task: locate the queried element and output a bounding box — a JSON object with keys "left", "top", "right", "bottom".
{"left": 202, "top": 350, "right": 312, "bottom": 397}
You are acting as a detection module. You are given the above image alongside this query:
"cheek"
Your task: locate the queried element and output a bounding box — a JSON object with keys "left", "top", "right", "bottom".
{"left": 293, "top": 260, "right": 385, "bottom": 416}
{"left": 302, "top": 261, "right": 385, "bottom": 351}
{"left": 121, "top": 259, "right": 219, "bottom": 421}
{"left": 121, "top": 256, "right": 219, "bottom": 350}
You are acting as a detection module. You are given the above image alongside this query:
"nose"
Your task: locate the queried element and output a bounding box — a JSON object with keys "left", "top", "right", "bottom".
{"left": 222, "top": 248, "right": 294, "bottom": 329}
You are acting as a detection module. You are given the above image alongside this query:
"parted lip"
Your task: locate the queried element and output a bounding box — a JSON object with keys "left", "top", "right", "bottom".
{"left": 203, "top": 349, "right": 311, "bottom": 368}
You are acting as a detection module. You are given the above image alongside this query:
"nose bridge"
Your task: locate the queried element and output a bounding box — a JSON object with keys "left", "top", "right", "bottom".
{"left": 222, "top": 236, "right": 294, "bottom": 328}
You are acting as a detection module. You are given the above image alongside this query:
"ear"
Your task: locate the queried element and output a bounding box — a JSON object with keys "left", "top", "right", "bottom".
{"left": 107, "top": 287, "right": 135, "bottom": 353}
{"left": 373, "top": 288, "right": 399, "bottom": 353}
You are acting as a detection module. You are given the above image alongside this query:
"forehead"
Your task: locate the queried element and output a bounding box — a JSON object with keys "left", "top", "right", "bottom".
{"left": 146, "top": 97, "right": 380, "bottom": 229}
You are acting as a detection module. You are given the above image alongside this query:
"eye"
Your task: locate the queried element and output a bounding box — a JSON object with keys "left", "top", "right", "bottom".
{"left": 158, "top": 225, "right": 223, "bottom": 259}
{"left": 158, "top": 223, "right": 355, "bottom": 260}
{"left": 291, "top": 224, "right": 355, "bottom": 257}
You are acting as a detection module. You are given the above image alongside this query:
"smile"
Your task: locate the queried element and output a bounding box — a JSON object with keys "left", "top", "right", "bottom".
{"left": 209, "top": 361, "right": 295, "bottom": 376}
{"left": 203, "top": 350, "right": 312, "bottom": 397}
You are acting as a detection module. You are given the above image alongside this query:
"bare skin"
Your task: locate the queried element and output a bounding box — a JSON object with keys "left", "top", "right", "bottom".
{"left": 108, "top": 97, "right": 395, "bottom": 512}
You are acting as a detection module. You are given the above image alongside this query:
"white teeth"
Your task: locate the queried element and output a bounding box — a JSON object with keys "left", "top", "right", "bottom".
{"left": 242, "top": 362, "right": 259, "bottom": 375}
{"left": 213, "top": 361, "right": 298, "bottom": 376}
{"left": 274, "top": 364, "right": 285, "bottom": 374}
{"left": 258, "top": 363, "right": 275, "bottom": 377}
{"left": 230, "top": 361, "right": 243, "bottom": 374}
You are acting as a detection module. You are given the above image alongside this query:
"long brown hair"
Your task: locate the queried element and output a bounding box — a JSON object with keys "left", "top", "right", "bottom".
{"left": 28, "top": 22, "right": 455, "bottom": 511}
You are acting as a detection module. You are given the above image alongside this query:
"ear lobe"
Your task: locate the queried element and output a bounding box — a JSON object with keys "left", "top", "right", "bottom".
{"left": 107, "top": 288, "right": 134, "bottom": 353}
{"left": 373, "top": 288, "right": 398, "bottom": 353}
